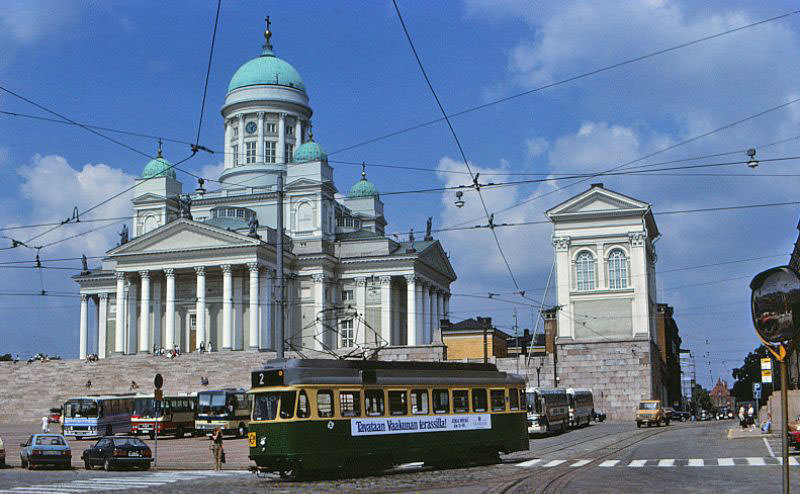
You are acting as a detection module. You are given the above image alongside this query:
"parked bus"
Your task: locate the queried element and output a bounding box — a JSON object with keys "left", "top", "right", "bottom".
{"left": 525, "top": 387, "right": 569, "bottom": 434}
{"left": 248, "top": 359, "right": 528, "bottom": 478}
{"left": 130, "top": 393, "right": 197, "bottom": 439}
{"left": 567, "top": 388, "right": 594, "bottom": 427}
{"left": 62, "top": 395, "right": 134, "bottom": 439}
{"left": 195, "top": 389, "right": 251, "bottom": 437}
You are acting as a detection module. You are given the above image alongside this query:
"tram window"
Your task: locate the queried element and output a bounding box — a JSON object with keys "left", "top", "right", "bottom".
{"left": 490, "top": 390, "right": 506, "bottom": 412}
{"left": 317, "top": 390, "right": 334, "bottom": 418}
{"left": 252, "top": 393, "right": 280, "bottom": 421}
{"left": 452, "top": 390, "right": 469, "bottom": 413}
{"left": 388, "top": 391, "right": 408, "bottom": 416}
{"left": 411, "top": 389, "right": 429, "bottom": 414}
{"left": 472, "top": 389, "right": 488, "bottom": 412}
{"left": 432, "top": 389, "right": 449, "bottom": 414}
{"left": 365, "top": 390, "right": 385, "bottom": 416}
{"left": 339, "top": 391, "right": 361, "bottom": 417}
{"left": 280, "top": 391, "right": 296, "bottom": 419}
{"left": 297, "top": 391, "right": 310, "bottom": 419}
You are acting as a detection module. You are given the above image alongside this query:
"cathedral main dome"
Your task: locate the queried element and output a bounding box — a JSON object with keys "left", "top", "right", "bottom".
{"left": 227, "top": 32, "right": 305, "bottom": 93}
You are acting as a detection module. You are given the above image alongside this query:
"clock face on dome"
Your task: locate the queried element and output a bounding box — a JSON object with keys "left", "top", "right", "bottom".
{"left": 245, "top": 122, "right": 257, "bottom": 134}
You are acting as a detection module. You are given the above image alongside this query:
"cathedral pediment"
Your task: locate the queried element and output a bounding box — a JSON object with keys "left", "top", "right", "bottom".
{"left": 417, "top": 241, "right": 457, "bottom": 281}
{"left": 546, "top": 184, "right": 649, "bottom": 219}
{"left": 107, "top": 218, "right": 261, "bottom": 256}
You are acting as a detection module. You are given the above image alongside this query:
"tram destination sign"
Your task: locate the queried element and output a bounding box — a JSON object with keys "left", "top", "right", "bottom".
{"left": 351, "top": 414, "right": 492, "bottom": 436}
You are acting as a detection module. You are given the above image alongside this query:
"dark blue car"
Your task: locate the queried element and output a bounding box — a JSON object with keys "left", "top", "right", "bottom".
{"left": 81, "top": 436, "right": 152, "bottom": 471}
{"left": 19, "top": 434, "right": 71, "bottom": 469}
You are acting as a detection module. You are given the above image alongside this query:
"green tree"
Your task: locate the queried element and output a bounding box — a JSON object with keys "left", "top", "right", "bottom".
{"left": 692, "top": 384, "right": 714, "bottom": 411}
{"left": 732, "top": 345, "right": 777, "bottom": 403}
{"left": 0, "top": 353, "right": 11, "bottom": 361}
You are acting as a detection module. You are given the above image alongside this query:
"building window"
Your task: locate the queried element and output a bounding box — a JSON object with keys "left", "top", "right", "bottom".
{"left": 575, "top": 251, "right": 596, "bottom": 291}
{"left": 286, "top": 125, "right": 294, "bottom": 136}
{"left": 608, "top": 249, "right": 629, "bottom": 289}
{"left": 232, "top": 127, "right": 238, "bottom": 138}
{"left": 342, "top": 289, "right": 354, "bottom": 302}
{"left": 285, "top": 144, "right": 294, "bottom": 163}
{"left": 340, "top": 319, "right": 354, "bottom": 348}
{"left": 232, "top": 145, "right": 239, "bottom": 165}
{"left": 245, "top": 141, "right": 256, "bottom": 164}
{"left": 266, "top": 122, "right": 277, "bottom": 134}
{"left": 264, "top": 141, "right": 276, "bottom": 163}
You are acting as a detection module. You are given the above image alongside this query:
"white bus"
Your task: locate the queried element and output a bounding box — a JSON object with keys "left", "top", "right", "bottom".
{"left": 567, "top": 388, "right": 594, "bottom": 427}
{"left": 195, "top": 388, "right": 251, "bottom": 437}
{"left": 63, "top": 395, "right": 134, "bottom": 439}
{"left": 525, "top": 387, "right": 569, "bottom": 434}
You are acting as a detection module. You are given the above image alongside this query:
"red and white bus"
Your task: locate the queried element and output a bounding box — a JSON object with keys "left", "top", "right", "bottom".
{"left": 130, "top": 394, "right": 197, "bottom": 439}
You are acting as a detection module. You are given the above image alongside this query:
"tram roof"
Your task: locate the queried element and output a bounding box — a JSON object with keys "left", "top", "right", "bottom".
{"left": 253, "top": 358, "right": 525, "bottom": 387}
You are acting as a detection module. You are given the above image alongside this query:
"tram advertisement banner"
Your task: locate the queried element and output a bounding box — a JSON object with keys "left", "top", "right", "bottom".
{"left": 350, "top": 414, "right": 492, "bottom": 436}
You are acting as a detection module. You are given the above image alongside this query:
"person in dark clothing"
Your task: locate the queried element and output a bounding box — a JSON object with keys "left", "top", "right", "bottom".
{"left": 210, "top": 427, "right": 224, "bottom": 471}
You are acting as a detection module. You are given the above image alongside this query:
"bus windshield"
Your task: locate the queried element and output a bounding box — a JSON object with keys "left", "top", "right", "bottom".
{"left": 197, "top": 392, "right": 229, "bottom": 417}
{"left": 64, "top": 399, "right": 99, "bottom": 418}
{"left": 526, "top": 393, "right": 540, "bottom": 414}
{"left": 133, "top": 398, "right": 157, "bottom": 417}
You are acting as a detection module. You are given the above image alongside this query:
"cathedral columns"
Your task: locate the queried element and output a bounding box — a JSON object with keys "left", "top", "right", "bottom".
{"left": 195, "top": 266, "right": 206, "bottom": 351}
{"left": 138, "top": 270, "right": 150, "bottom": 353}
{"left": 222, "top": 264, "right": 233, "bottom": 350}
{"left": 164, "top": 268, "right": 176, "bottom": 351}
{"left": 278, "top": 113, "right": 286, "bottom": 165}
{"left": 294, "top": 118, "right": 302, "bottom": 146}
{"left": 114, "top": 272, "right": 126, "bottom": 355}
{"left": 405, "top": 275, "right": 418, "bottom": 346}
{"left": 79, "top": 294, "right": 89, "bottom": 360}
{"left": 97, "top": 293, "right": 108, "bottom": 359}
{"left": 421, "top": 281, "right": 430, "bottom": 344}
{"left": 248, "top": 263, "right": 259, "bottom": 350}
{"left": 380, "top": 276, "right": 392, "bottom": 346}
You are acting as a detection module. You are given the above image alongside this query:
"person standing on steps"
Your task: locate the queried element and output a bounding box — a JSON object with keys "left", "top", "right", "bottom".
{"left": 210, "top": 426, "right": 224, "bottom": 471}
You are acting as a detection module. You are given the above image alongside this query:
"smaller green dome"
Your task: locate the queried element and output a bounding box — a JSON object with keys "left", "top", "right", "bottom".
{"left": 348, "top": 165, "right": 378, "bottom": 198}
{"left": 293, "top": 139, "right": 327, "bottom": 163}
{"left": 142, "top": 146, "right": 175, "bottom": 179}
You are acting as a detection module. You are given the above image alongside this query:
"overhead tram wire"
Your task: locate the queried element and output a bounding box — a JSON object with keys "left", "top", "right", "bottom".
{"left": 392, "top": 0, "right": 521, "bottom": 291}
{"left": 327, "top": 9, "right": 800, "bottom": 157}
{"left": 194, "top": 0, "right": 222, "bottom": 150}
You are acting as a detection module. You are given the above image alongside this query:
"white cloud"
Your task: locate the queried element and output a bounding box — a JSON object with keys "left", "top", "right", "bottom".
{"left": 199, "top": 161, "right": 225, "bottom": 184}
{"left": 0, "top": 0, "right": 80, "bottom": 44}
{"left": 525, "top": 137, "right": 549, "bottom": 158}
{"left": 15, "top": 154, "right": 135, "bottom": 257}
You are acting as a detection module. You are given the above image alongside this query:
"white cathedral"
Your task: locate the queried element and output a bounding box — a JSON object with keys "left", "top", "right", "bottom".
{"left": 74, "top": 24, "right": 457, "bottom": 359}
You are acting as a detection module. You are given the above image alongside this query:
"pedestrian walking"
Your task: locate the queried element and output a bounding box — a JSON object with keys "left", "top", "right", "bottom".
{"left": 210, "top": 426, "right": 224, "bottom": 471}
{"left": 738, "top": 405, "right": 746, "bottom": 429}
{"left": 41, "top": 416, "right": 50, "bottom": 434}
{"left": 748, "top": 404, "right": 755, "bottom": 429}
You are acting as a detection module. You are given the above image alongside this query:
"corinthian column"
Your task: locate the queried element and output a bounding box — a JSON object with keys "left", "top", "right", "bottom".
{"left": 138, "top": 270, "right": 150, "bottom": 353}
{"left": 164, "top": 268, "right": 176, "bottom": 351}
{"left": 97, "top": 293, "right": 108, "bottom": 359}
{"left": 222, "top": 264, "right": 233, "bottom": 350}
{"left": 195, "top": 266, "right": 206, "bottom": 351}
{"left": 79, "top": 294, "right": 89, "bottom": 360}
{"left": 114, "top": 272, "right": 126, "bottom": 355}
{"left": 248, "top": 263, "right": 259, "bottom": 350}
{"left": 379, "top": 276, "right": 392, "bottom": 346}
{"left": 404, "top": 275, "right": 417, "bottom": 346}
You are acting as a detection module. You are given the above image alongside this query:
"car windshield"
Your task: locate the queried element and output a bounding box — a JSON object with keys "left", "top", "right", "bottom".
{"left": 639, "top": 402, "right": 658, "bottom": 410}
{"left": 133, "top": 398, "right": 157, "bottom": 417}
{"left": 35, "top": 436, "right": 65, "bottom": 446}
{"left": 197, "top": 392, "right": 228, "bottom": 416}
{"left": 113, "top": 438, "right": 146, "bottom": 447}
{"left": 64, "top": 399, "right": 98, "bottom": 418}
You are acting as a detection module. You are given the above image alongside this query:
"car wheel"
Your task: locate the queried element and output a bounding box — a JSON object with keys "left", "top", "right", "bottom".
{"left": 104, "top": 458, "right": 113, "bottom": 472}
{"left": 666, "top": 419, "right": 670, "bottom": 426}
{"left": 84, "top": 458, "right": 92, "bottom": 470}
{"left": 636, "top": 422, "right": 641, "bottom": 428}
{"left": 175, "top": 426, "right": 184, "bottom": 439}
{"left": 148, "top": 432, "right": 155, "bottom": 440}
{"left": 238, "top": 423, "right": 246, "bottom": 438}
{"left": 140, "top": 462, "right": 150, "bottom": 471}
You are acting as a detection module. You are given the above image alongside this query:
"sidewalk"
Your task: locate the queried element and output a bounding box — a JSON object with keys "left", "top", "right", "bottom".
{"left": 727, "top": 427, "right": 773, "bottom": 439}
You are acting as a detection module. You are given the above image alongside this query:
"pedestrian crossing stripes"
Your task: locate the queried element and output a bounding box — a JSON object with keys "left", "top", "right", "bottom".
{"left": 0, "top": 470, "right": 248, "bottom": 494}
{"left": 514, "top": 457, "right": 800, "bottom": 469}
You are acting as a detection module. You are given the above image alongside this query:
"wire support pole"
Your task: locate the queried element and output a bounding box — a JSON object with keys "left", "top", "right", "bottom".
{"left": 276, "top": 172, "right": 285, "bottom": 359}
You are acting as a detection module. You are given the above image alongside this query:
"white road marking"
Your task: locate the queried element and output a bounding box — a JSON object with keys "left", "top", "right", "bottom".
{"left": 718, "top": 458, "right": 735, "bottom": 466}
{"left": 543, "top": 460, "right": 566, "bottom": 467}
{"left": 628, "top": 460, "right": 647, "bottom": 467}
{"left": 775, "top": 457, "right": 800, "bottom": 465}
{"left": 657, "top": 459, "right": 675, "bottom": 467}
{"left": 516, "top": 459, "right": 542, "bottom": 467}
{"left": 687, "top": 459, "right": 704, "bottom": 467}
{"left": 746, "top": 457, "right": 767, "bottom": 466}
{"left": 570, "top": 459, "right": 591, "bottom": 467}
{"left": 764, "top": 437, "right": 776, "bottom": 458}
{"left": 599, "top": 460, "right": 620, "bottom": 467}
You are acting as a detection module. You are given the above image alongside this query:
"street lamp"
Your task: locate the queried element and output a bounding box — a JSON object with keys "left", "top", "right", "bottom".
{"left": 454, "top": 191, "right": 465, "bottom": 208}
{"left": 747, "top": 148, "right": 758, "bottom": 169}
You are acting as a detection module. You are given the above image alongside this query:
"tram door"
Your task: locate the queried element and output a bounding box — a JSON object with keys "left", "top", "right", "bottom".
{"left": 189, "top": 313, "right": 197, "bottom": 352}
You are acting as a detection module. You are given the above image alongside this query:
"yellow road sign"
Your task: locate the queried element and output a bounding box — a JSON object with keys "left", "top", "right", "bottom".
{"left": 762, "top": 369, "right": 773, "bottom": 383}
{"left": 761, "top": 357, "right": 772, "bottom": 370}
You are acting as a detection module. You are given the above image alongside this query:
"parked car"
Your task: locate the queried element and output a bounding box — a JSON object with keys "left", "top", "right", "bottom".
{"left": 700, "top": 409, "right": 711, "bottom": 421}
{"left": 19, "top": 434, "right": 71, "bottom": 469}
{"left": 0, "top": 436, "right": 5, "bottom": 467}
{"left": 664, "top": 407, "right": 679, "bottom": 422}
{"left": 81, "top": 436, "right": 152, "bottom": 471}
{"left": 592, "top": 409, "right": 607, "bottom": 422}
{"left": 49, "top": 407, "right": 62, "bottom": 424}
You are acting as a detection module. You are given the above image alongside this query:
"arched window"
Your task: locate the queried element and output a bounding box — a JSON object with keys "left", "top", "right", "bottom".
{"left": 575, "top": 251, "right": 596, "bottom": 291}
{"left": 608, "top": 249, "right": 629, "bottom": 289}
{"left": 296, "top": 202, "right": 314, "bottom": 231}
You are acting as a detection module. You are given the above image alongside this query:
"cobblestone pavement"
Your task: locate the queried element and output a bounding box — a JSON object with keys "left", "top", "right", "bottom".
{"left": 0, "top": 420, "right": 782, "bottom": 493}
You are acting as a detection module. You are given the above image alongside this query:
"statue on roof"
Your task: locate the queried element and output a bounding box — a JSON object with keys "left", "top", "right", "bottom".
{"left": 179, "top": 194, "right": 193, "bottom": 220}
{"left": 119, "top": 224, "right": 129, "bottom": 245}
{"left": 424, "top": 217, "right": 433, "bottom": 241}
{"left": 81, "top": 254, "right": 89, "bottom": 274}
{"left": 248, "top": 215, "right": 260, "bottom": 238}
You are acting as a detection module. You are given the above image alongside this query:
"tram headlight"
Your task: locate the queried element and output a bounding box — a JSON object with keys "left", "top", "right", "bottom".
{"left": 259, "top": 436, "right": 267, "bottom": 446}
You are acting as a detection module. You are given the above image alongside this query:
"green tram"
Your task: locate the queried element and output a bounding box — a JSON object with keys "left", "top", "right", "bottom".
{"left": 247, "top": 359, "right": 529, "bottom": 477}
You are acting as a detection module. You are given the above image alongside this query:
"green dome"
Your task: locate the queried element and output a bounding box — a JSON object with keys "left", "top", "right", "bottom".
{"left": 293, "top": 140, "right": 327, "bottom": 163}
{"left": 227, "top": 41, "right": 305, "bottom": 93}
{"left": 348, "top": 167, "right": 379, "bottom": 198}
{"left": 142, "top": 156, "right": 175, "bottom": 179}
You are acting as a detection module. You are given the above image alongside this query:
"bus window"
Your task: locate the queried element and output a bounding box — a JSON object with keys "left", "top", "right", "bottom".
{"left": 433, "top": 389, "right": 449, "bottom": 414}
{"left": 297, "top": 391, "right": 310, "bottom": 419}
{"left": 339, "top": 391, "right": 361, "bottom": 417}
{"left": 317, "top": 390, "right": 334, "bottom": 418}
{"left": 453, "top": 390, "right": 469, "bottom": 413}
{"left": 472, "top": 389, "right": 488, "bottom": 412}
{"left": 490, "top": 390, "right": 506, "bottom": 412}
{"left": 365, "top": 390, "right": 385, "bottom": 416}
{"left": 509, "top": 389, "right": 520, "bottom": 410}
{"left": 280, "top": 391, "right": 296, "bottom": 419}
{"left": 388, "top": 391, "right": 408, "bottom": 416}
{"left": 411, "top": 389, "right": 429, "bottom": 415}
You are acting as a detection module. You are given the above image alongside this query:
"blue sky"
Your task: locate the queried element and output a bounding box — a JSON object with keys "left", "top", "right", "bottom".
{"left": 1, "top": 0, "right": 799, "bottom": 387}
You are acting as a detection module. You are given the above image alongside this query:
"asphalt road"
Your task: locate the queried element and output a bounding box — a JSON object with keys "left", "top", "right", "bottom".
{"left": 0, "top": 419, "right": 790, "bottom": 493}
